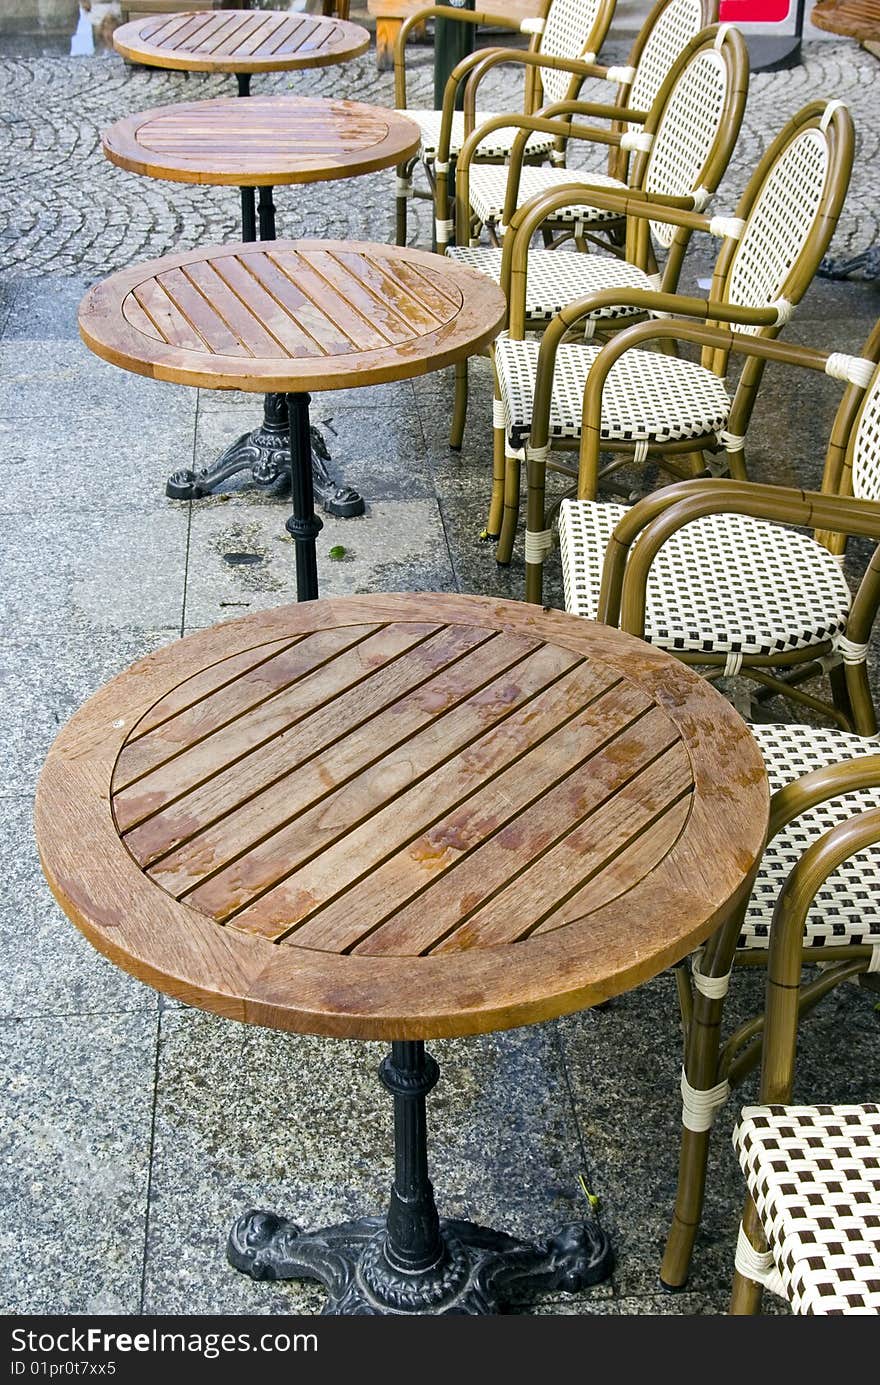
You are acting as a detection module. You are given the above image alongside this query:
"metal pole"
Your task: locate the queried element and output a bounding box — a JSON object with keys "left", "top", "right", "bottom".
{"left": 379, "top": 1041, "right": 444, "bottom": 1273}
{"left": 433, "top": 0, "right": 476, "bottom": 111}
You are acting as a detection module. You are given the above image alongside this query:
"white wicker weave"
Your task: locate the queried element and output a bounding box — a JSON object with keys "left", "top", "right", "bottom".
{"left": 627, "top": 0, "right": 707, "bottom": 122}
{"left": 743, "top": 724, "right": 880, "bottom": 954}
{"left": 725, "top": 128, "right": 830, "bottom": 334}
{"left": 851, "top": 373, "right": 880, "bottom": 502}
{"left": 538, "top": 0, "right": 606, "bottom": 104}
{"left": 403, "top": 110, "right": 556, "bottom": 161}
{"left": 642, "top": 45, "right": 729, "bottom": 246}
{"left": 495, "top": 337, "right": 731, "bottom": 447}
{"left": 734, "top": 1104, "right": 880, "bottom": 1314}
{"left": 445, "top": 244, "right": 657, "bottom": 322}
{"left": 558, "top": 500, "right": 852, "bottom": 657}
{"left": 468, "top": 165, "right": 627, "bottom": 229}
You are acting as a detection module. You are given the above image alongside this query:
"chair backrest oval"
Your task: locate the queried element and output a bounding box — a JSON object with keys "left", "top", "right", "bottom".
{"left": 537, "top": 0, "right": 616, "bottom": 106}
{"left": 637, "top": 24, "right": 747, "bottom": 248}
{"left": 627, "top": 0, "right": 714, "bottom": 120}
{"left": 719, "top": 101, "right": 855, "bottom": 335}
{"left": 850, "top": 370, "right": 880, "bottom": 502}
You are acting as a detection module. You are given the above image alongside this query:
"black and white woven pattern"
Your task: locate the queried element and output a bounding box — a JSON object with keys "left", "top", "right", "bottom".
{"left": 558, "top": 500, "right": 852, "bottom": 657}
{"left": 851, "top": 373, "right": 880, "bottom": 502}
{"left": 726, "top": 128, "right": 830, "bottom": 334}
{"left": 537, "top": 0, "right": 607, "bottom": 105}
{"left": 627, "top": 0, "right": 706, "bottom": 124}
{"left": 468, "top": 166, "right": 627, "bottom": 229}
{"left": 744, "top": 724, "right": 880, "bottom": 953}
{"left": 495, "top": 337, "right": 731, "bottom": 447}
{"left": 404, "top": 110, "right": 556, "bottom": 161}
{"left": 642, "top": 47, "right": 729, "bottom": 247}
{"left": 734, "top": 1104, "right": 880, "bottom": 1314}
{"left": 445, "top": 245, "right": 655, "bottom": 322}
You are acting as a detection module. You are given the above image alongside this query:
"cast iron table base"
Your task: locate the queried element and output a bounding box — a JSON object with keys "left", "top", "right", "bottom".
{"left": 163, "top": 91, "right": 364, "bottom": 519}
{"left": 165, "top": 392, "right": 365, "bottom": 518}
{"left": 227, "top": 1041, "right": 612, "bottom": 1315}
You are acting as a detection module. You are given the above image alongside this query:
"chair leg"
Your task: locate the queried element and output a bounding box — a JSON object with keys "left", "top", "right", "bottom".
{"left": 450, "top": 360, "right": 468, "bottom": 451}
{"left": 482, "top": 411, "right": 506, "bottom": 541}
{"left": 494, "top": 450, "right": 521, "bottom": 566}
{"left": 729, "top": 1197, "right": 767, "bottom": 1315}
{"left": 660, "top": 909, "right": 743, "bottom": 1290}
{"left": 844, "top": 658, "right": 878, "bottom": 735}
{"left": 395, "top": 164, "right": 411, "bottom": 247}
{"left": 524, "top": 448, "right": 549, "bottom": 605}
{"left": 727, "top": 446, "right": 748, "bottom": 481}
{"left": 829, "top": 662, "right": 855, "bottom": 728}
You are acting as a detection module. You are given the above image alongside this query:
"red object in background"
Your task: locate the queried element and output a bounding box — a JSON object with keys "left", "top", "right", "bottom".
{"left": 719, "top": 0, "right": 792, "bottom": 20}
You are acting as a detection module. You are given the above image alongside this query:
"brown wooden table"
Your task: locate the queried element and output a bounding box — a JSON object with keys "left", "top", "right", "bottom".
{"left": 113, "top": 9, "right": 369, "bottom": 93}
{"left": 100, "top": 99, "right": 422, "bottom": 517}
{"left": 78, "top": 240, "right": 505, "bottom": 599}
{"left": 35, "top": 591, "right": 769, "bottom": 1314}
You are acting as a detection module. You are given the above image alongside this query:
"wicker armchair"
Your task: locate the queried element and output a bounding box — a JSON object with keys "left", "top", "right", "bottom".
{"left": 561, "top": 321, "right": 880, "bottom": 733}
{"left": 444, "top": 22, "right": 748, "bottom": 448}
{"left": 496, "top": 100, "right": 854, "bottom": 598}
{"left": 440, "top": 0, "right": 716, "bottom": 254}
{"left": 392, "top": 0, "right": 619, "bottom": 247}
{"left": 727, "top": 784, "right": 880, "bottom": 1314}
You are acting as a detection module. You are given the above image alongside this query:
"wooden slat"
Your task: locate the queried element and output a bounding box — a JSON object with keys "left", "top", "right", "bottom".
{"left": 112, "top": 623, "right": 438, "bottom": 831}
{"left": 140, "top": 634, "right": 568, "bottom": 894}
{"left": 352, "top": 716, "right": 687, "bottom": 956}
{"left": 328, "top": 251, "right": 450, "bottom": 335}
{"left": 179, "top": 260, "right": 285, "bottom": 359}
{"left": 285, "top": 249, "right": 416, "bottom": 347}
{"left": 131, "top": 278, "right": 205, "bottom": 351}
{"left": 287, "top": 687, "right": 666, "bottom": 955}
{"left": 155, "top": 267, "right": 251, "bottom": 358}
{"left": 115, "top": 625, "right": 380, "bottom": 790}
{"left": 112, "top": 11, "right": 370, "bottom": 75}
{"left": 130, "top": 637, "right": 299, "bottom": 742}
{"left": 122, "top": 293, "right": 162, "bottom": 342}
{"left": 221, "top": 665, "right": 631, "bottom": 939}
{"left": 260, "top": 251, "right": 403, "bottom": 354}
{"left": 432, "top": 743, "right": 694, "bottom": 951}
{"left": 212, "top": 253, "right": 350, "bottom": 358}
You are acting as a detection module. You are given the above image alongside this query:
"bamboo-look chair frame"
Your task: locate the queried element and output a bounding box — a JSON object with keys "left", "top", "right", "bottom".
{"left": 589, "top": 322, "right": 880, "bottom": 734}
{"left": 727, "top": 787, "right": 880, "bottom": 1313}
{"left": 662, "top": 754, "right": 880, "bottom": 1292}
{"left": 392, "top": 0, "right": 619, "bottom": 248}
{"left": 447, "top": 22, "right": 746, "bottom": 454}
{"left": 439, "top": 0, "right": 716, "bottom": 255}
{"left": 507, "top": 101, "right": 854, "bottom": 600}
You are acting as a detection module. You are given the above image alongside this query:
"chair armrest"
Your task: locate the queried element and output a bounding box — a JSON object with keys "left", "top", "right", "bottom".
{"left": 459, "top": 46, "right": 607, "bottom": 127}
{"left": 760, "top": 801, "right": 880, "bottom": 1102}
{"left": 768, "top": 757, "right": 880, "bottom": 839}
{"left": 595, "top": 477, "right": 880, "bottom": 638}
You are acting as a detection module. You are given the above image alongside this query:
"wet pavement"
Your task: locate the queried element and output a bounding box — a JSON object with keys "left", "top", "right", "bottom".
{"left": 0, "top": 30, "right": 879, "bottom": 1316}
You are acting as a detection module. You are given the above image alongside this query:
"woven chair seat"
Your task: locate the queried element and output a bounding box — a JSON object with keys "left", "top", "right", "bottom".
{"left": 445, "top": 245, "right": 656, "bottom": 323}
{"left": 745, "top": 724, "right": 880, "bottom": 953}
{"left": 468, "top": 165, "right": 626, "bottom": 228}
{"left": 733, "top": 1103, "right": 880, "bottom": 1314}
{"left": 403, "top": 109, "right": 557, "bottom": 162}
{"left": 559, "top": 500, "right": 851, "bottom": 657}
{"left": 496, "top": 337, "right": 731, "bottom": 449}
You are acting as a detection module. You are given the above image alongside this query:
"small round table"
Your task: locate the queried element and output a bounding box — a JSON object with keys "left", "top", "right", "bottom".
{"left": 78, "top": 240, "right": 505, "bottom": 600}
{"left": 113, "top": 9, "right": 370, "bottom": 95}
{"left": 35, "top": 592, "right": 769, "bottom": 1315}
{"left": 100, "top": 99, "right": 422, "bottom": 518}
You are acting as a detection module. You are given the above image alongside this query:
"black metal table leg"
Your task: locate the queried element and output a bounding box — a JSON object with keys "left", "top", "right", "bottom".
{"left": 285, "top": 391, "right": 322, "bottom": 602}
{"left": 227, "top": 1040, "right": 612, "bottom": 1314}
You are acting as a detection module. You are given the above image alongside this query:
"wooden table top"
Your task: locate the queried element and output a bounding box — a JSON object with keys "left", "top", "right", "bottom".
{"left": 101, "top": 95, "right": 421, "bottom": 186}
{"left": 77, "top": 239, "right": 507, "bottom": 392}
{"left": 35, "top": 594, "right": 769, "bottom": 1040}
{"left": 113, "top": 9, "right": 371, "bottom": 74}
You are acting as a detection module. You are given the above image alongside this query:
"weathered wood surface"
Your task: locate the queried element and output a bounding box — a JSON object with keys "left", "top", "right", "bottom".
{"left": 36, "top": 594, "right": 769, "bottom": 1039}
{"left": 78, "top": 240, "right": 507, "bottom": 392}
{"left": 113, "top": 9, "right": 370, "bottom": 73}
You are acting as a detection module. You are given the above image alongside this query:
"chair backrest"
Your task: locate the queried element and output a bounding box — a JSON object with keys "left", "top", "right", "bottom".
{"left": 848, "top": 365, "right": 880, "bottom": 503}
{"left": 626, "top": 0, "right": 717, "bottom": 120}
{"left": 534, "top": 0, "right": 618, "bottom": 106}
{"left": 715, "top": 101, "right": 855, "bottom": 337}
{"left": 629, "top": 24, "right": 748, "bottom": 257}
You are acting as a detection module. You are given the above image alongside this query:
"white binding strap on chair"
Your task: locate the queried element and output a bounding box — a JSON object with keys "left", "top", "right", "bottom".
{"left": 681, "top": 1069, "right": 730, "bottom": 1132}
{"left": 691, "top": 951, "right": 732, "bottom": 998}
{"left": 820, "top": 99, "right": 847, "bottom": 131}
{"left": 525, "top": 528, "right": 555, "bottom": 561}
{"left": 620, "top": 130, "right": 653, "bottom": 152}
{"left": 492, "top": 397, "right": 507, "bottom": 430}
{"left": 520, "top": 16, "right": 546, "bottom": 32}
{"left": 718, "top": 429, "right": 746, "bottom": 452}
{"left": 396, "top": 176, "right": 413, "bottom": 199}
{"left": 734, "top": 1225, "right": 787, "bottom": 1298}
{"left": 605, "top": 64, "right": 636, "bottom": 84}
{"left": 836, "top": 634, "right": 870, "bottom": 664}
{"left": 825, "top": 354, "right": 876, "bottom": 389}
{"left": 709, "top": 215, "right": 745, "bottom": 240}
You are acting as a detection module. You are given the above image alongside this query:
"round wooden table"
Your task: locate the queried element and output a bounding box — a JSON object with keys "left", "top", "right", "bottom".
{"left": 35, "top": 592, "right": 769, "bottom": 1314}
{"left": 78, "top": 240, "right": 506, "bottom": 600}
{"left": 113, "top": 9, "right": 370, "bottom": 95}
{"left": 100, "top": 98, "right": 422, "bottom": 517}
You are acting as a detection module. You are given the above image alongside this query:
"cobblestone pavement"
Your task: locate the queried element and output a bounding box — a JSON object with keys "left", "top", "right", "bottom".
{"left": 0, "top": 40, "right": 877, "bottom": 276}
